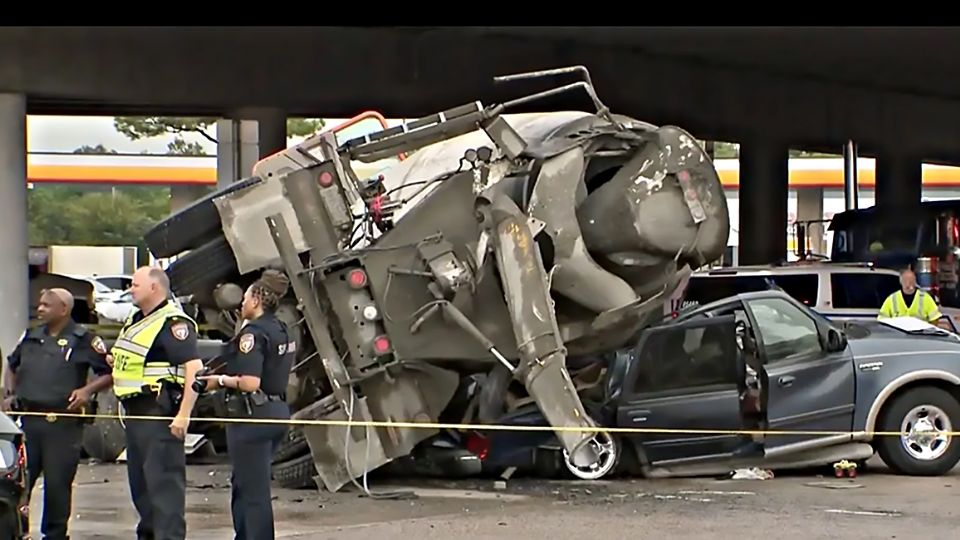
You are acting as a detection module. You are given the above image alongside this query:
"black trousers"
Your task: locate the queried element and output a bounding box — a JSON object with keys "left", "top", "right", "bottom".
{"left": 21, "top": 415, "right": 84, "bottom": 540}
{"left": 225, "top": 401, "right": 288, "bottom": 540}
{"left": 123, "top": 396, "right": 187, "bottom": 540}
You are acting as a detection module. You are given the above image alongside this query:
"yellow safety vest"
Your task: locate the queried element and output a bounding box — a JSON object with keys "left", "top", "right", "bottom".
{"left": 878, "top": 290, "right": 942, "bottom": 323}
{"left": 111, "top": 303, "right": 196, "bottom": 398}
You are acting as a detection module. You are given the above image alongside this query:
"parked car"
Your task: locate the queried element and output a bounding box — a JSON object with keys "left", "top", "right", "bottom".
{"left": 470, "top": 290, "right": 960, "bottom": 480}
{"left": 89, "top": 274, "right": 133, "bottom": 294}
{"left": 94, "top": 289, "right": 136, "bottom": 324}
{"left": 0, "top": 411, "right": 28, "bottom": 539}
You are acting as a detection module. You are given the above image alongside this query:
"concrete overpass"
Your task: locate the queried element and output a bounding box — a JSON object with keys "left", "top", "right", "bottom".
{"left": 2, "top": 26, "right": 959, "bottom": 354}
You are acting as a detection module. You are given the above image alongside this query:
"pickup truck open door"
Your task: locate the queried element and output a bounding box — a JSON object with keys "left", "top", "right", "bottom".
{"left": 615, "top": 313, "right": 757, "bottom": 465}
{"left": 742, "top": 295, "right": 857, "bottom": 454}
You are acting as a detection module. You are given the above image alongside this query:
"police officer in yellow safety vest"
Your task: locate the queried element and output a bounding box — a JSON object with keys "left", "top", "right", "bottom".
{"left": 878, "top": 268, "right": 942, "bottom": 323}
{"left": 108, "top": 266, "right": 203, "bottom": 540}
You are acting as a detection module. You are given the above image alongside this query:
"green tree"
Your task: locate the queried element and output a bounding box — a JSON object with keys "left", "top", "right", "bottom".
{"left": 28, "top": 144, "right": 173, "bottom": 249}
{"left": 166, "top": 138, "right": 206, "bottom": 156}
{"left": 73, "top": 144, "right": 118, "bottom": 154}
{"left": 114, "top": 116, "right": 325, "bottom": 148}
{"left": 713, "top": 142, "right": 739, "bottom": 159}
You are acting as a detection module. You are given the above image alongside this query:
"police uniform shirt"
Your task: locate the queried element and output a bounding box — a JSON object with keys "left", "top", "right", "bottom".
{"left": 132, "top": 300, "right": 200, "bottom": 370}
{"left": 7, "top": 322, "right": 111, "bottom": 408}
{"left": 229, "top": 313, "right": 295, "bottom": 396}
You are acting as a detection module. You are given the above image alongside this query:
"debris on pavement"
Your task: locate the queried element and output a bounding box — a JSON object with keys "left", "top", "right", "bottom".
{"left": 727, "top": 468, "right": 774, "bottom": 480}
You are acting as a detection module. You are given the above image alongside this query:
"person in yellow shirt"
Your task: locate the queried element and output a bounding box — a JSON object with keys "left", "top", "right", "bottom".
{"left": 878, "top": 268, "right": 942, "bottom": 323}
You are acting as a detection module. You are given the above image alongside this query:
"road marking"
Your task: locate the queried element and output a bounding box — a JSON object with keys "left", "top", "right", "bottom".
{"left": 654, "top": 494, "right": 714, "bottom": 503}
{"left": 678, "top": 490, "right": 756, "bottom": 496}
{"left": 825, "top": 509, "right": 901, "bottom": 517}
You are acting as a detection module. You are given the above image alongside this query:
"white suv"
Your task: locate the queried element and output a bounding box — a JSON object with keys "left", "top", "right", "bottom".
{"left": 678, "top": 263, "right": 960, "bottom": 332}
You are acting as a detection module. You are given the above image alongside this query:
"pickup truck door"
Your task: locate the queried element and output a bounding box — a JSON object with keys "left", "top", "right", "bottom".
{"left": 743, "top": 296, "right": 856, "bottom": 454}
{"left": 615, "top": 314, "right": 754, "bottom": 465}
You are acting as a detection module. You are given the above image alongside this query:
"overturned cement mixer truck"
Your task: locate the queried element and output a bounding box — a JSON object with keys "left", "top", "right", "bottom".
{"left": 142, "top": 66, "right": 730, "bottom": 491}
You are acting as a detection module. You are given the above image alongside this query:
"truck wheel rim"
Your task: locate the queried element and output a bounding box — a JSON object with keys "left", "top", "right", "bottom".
{"left": 900, "top": 404, "right": 952, "bottom": 461}
{"left": 563, "top": 434, "right": 616, "bottom": 480}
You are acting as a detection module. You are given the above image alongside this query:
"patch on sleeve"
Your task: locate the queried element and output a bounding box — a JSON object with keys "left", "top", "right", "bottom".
{"left": 239, "top": 333, "right": 255, "bottom": 354}
{"left": 91, "top": 336, "right": 108, "bottom": 355}
{"left": 171, "top": 322, "right": 190, "bottom": 341}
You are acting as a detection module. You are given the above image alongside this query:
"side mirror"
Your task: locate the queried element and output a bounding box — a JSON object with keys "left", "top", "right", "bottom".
{"left": 827, "top": 327, "right": 847, "bottom": 352}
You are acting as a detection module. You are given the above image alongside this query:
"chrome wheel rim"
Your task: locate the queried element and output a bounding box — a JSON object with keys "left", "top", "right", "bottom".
{"left": 563, "top": 433, "right": 617, "bottom": 480}
{"left": 900, "top": 404, "right": 953, "bottom": 461}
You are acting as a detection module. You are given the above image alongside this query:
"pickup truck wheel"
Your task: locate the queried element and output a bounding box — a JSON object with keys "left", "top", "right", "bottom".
{"left": 166, "top": 235, "right": 240, "bottom": 298}
{"left": 876, "top": 386, "right": 960, "bottom": 476}
{"left": 145, "top": 176, "right": 263, "bottom": 258}
{"left": 562, "top": 432, "right": 620, "bottom": 480}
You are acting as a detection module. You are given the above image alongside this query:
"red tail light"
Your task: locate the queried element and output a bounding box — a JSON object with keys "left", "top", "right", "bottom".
{"left": 372, "top": 335, "right": 392, "bottom": 356}
{"left": 318, "top": 170, "right": 334, "bottom": 187}
{"left": 347, "top": 269, "right": 368, "bottom": 289}
{"left": 6, "top": 439, "right": 26, "bottom": 488}
{"left": 465, "top": 433, "right": 490, "bottom": 461}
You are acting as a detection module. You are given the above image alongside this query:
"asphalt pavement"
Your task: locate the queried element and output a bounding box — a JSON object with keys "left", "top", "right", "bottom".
{"left": 31, "top": 458, "right": 960, "bottom": 539}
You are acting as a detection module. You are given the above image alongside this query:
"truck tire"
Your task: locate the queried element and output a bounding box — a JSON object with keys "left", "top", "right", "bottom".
{"left": 145, "top": 176, "right": 263, "bottom": 259}
{"left": 82, "top": 392, "right": 126, "bottom": 463}
{"left": 272, "top": 453, "right": 318, "bottom": 489}
{"left": 166, "top": 235, "right": 240, "bottom": 298}
{"left": 272, "top": 427, "right": 309, "bottom": 464}
{"left": 876, "top": 386, "right": 960, "bottom": 476}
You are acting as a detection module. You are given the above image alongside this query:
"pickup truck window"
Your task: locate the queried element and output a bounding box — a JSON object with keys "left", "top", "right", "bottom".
{"left": 631, "top": 319, "right": 737, "bottom": 395}
{"left": 748, "top": 297, "right": 821, "bottom": 363}
{"left": 831, "top": 273, "right": 900, "bottom": 309}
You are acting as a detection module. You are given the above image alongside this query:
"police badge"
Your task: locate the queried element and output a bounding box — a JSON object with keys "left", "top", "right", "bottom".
{"left": 171, "top": 322, "right": 190, "bottom": 341}
{"left": 239, "top": 333, "right": 255, "bottom": 354}
{"left": 92, "top": 336, "right": 108, "bottom": 355}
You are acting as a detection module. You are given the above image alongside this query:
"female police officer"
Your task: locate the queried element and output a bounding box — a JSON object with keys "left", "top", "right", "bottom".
{"left": 198, "top": 269, "right": 296, "bottom": 540}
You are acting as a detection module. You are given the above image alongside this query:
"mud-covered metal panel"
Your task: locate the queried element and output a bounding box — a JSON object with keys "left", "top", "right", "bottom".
{"left": 299, "top": 364, "right": 459, "bottom": 492}
{"left": 360, "top": 172, "right": 519, "bottom": 365}
{"left": 576, "top": 126, "right": 729, "bottom": 269}
{"left": 215, "top": 179, "right": 310, "bottom": 275}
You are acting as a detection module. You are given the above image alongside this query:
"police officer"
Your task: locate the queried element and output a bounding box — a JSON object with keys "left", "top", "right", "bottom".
{"left": 109, "top": 266, "right": 203, "bottom": 540}
{"left": 2, "top": 288, "right": 113, "bottom": 540}
{"left": 878, "top": 267, "right": 942, "bottom": 323}
{"left": 198, "top": 269, "right": 295, "bottom": 540}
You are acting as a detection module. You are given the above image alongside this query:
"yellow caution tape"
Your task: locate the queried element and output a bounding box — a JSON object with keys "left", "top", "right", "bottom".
{"left": 5, "top": 410, "right": 942, "bottom": 437}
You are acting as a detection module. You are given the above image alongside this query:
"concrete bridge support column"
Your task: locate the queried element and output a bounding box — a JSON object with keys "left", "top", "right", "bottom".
{"left": 875, "top": 150, "right": 923, "bottom": 209}
{"left": 216, "top": 107, "right": 288, "bottom": 189}
{"left": 0, "top": 94, "right": 27, "bottom": 365}
{"left": 797, "top": 187, "right": 826, "bottom": 257}
{"left": 738, "top": 139, "right": 790, "bottom": 265}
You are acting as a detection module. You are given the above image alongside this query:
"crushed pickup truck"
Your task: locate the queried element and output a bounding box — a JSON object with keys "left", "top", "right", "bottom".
{"left": 143, "top": 66, "right": 730, "bottom": 491}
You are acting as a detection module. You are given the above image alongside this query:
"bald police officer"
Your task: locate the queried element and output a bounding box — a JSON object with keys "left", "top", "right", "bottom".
{"left": 109, "top": 267, "right": 203, "bottom": 540}
{"left": 2, "top": 288, "right": 113, "bottom": 540}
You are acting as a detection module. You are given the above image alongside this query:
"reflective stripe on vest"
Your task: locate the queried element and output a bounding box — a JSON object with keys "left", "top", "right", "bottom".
{"left": 891, "top": 290, "right": 928, "bottom": 319}
{"left": 111, "top": 303, "right": 195, "bottom": 398}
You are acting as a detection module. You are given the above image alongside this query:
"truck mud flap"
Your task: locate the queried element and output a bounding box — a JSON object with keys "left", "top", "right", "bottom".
{"left": 295, "top": 363, "right": 459, "bottom": 493}
{"left": 145, "top": 176, "right": 263, "bottom": 259}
